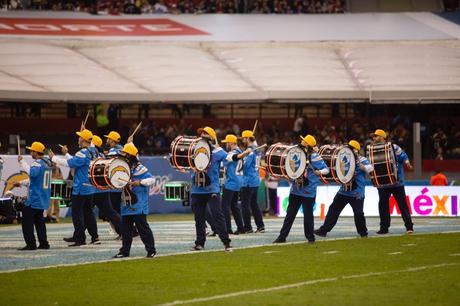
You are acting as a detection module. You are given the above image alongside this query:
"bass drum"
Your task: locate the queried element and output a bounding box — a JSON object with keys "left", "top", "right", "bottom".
{"left": 366, "top": 142, "right": 398, "bottom": 187}
{"left": 89, "top": 157, "right": 131, "bottom": 190}
{"left": 265, "top": 143, "right": 307, "bottom": 180}
{"left": 318, "top": 145, "right": 356, "bottom": 185}
{"left": 170, "top": 136, "right": 211, "bottom": 172}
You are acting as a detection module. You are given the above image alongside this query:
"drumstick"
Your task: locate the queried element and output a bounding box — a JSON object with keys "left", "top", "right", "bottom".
{"left": 117, "top": 177, "right": 130, "bottom": 183}
{"left": 82, "top": 111, "right": 90, "bottom": 129}
{"left": 252, "top": 120, "right": 258, "bottom": 134}
{"left": 58, "top": 144, "right": 65, "bottom": 148}
{"left": 129, "top": 121, "right": 142, "bottom": 139}
{"left": 16, "top": 135, "right": 20, "bottom": 156}
{"left": 254, "top": 144, "right": 267, "bottom": 151}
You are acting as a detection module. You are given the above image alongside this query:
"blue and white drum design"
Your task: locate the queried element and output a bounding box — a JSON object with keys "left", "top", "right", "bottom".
{"left": 319, "top": 145, "right": 356, "bottom": 185}
{"left": 265, "top": 143, "right": 307, "bottom": 180}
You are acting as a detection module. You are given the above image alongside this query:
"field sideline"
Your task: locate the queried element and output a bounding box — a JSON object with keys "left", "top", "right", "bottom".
{"left": 1, "top": 232, "right": 459, "bottom": 306}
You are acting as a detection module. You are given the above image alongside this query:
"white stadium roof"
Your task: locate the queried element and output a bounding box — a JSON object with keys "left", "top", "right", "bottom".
{"left": 1, "top": 12, "right": 460, "bottom": 103}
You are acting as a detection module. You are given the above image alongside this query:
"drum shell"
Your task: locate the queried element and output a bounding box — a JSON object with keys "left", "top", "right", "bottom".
{"left": 265, "top": 143, "right": 307, "bottom": 180}
{"left": 366, "top": 143, "right": 398, "bottom": 187}
{"left": 170, "top": 136, "right": 211, "bottom": 172}
{"left": 319, "top": 145, "right": 356, "bottom": 185}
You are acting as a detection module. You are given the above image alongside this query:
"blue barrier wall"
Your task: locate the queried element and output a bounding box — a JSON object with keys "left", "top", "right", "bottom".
{"left": 139, "top": 157, "right": 192, "bottom": 214}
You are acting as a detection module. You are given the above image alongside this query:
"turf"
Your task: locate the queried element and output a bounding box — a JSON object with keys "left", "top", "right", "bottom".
{"left": 1, "top": 232, "right": 459, "bottom": 306}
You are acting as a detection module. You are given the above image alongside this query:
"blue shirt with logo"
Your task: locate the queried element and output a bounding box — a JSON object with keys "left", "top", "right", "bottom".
{"left": 224, "top": 147, "right": 243, "bottom": 192}
{"left": 242, "top": 143, "right": 260, "bottom": 188}
{"left": 26, "top": 158, "right": 52, "bottom": 210}
{"left": 191, "top": 146, "right": 227, "bottom": 194}
{"left": 67, "top": 148, "right": 95, "bottom": 196}
{"left": 338, "top": 156, "right": 372, "bottom": 199}
{"left": 290, "top": 152, "right": 327, "bottom": 198}
{"left": 121, "top": 163, "right": 153, "bottom": 216}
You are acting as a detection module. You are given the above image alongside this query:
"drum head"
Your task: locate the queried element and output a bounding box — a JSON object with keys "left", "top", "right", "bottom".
{"left": 334, "top": 146, "right": 356, "bottom": 184}
{"left": 107, "top": 158, "right": 131, "bottom": 189}
{"left": 283, "top": 146, "right": 307, "bottom": 180}
{"left": 193, "top": 139, "right": 211, "bottom": 172}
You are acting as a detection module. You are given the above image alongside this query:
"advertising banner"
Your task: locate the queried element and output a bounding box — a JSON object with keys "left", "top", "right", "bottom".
{"left": 277, "top": 186, "right": 460, "bottom": 218}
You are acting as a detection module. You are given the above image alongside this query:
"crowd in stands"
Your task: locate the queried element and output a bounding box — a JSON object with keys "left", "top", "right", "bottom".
{"left": 120, "top": 115, "right": 460, "bottom": 160}
{"left": 0, "top": 0, "right": 345, "bottom": 14}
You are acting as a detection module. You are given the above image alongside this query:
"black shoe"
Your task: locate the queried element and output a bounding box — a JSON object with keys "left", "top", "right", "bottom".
{"left": 360, "top": 234, "right": 368, "bottom": 238}
{"left": 146, "top": 251, "right": 156, "bottom": 258}
{"left": 307, "top": 240, "right": 315, "bottom": 244}
{"left": 190, "top": 245, "right": 204, "bottom": 251}
{"left": 406, "top": 229, "right": 414, "bottom": 234}
{"left": 206, "top": 231, "right": 217, "bottom": 237}
{"left": 17, "top": 245, "right": 36, "bottom": 251}
{"left": 113, "top": 253, "right": 129, "bottom": 258}
{"left": 68, "top": 242, "right": 86, "bottom": 247}
{"left": 63, "top": 237, "right": 75, "bottom": 243}
{"left": 255, "top": 227, "right": 265, "bottom": 233}
{"left": 273, "top": 237, "right": 286, "bottom": 244}
{"left": 314, "top": 229, "right": 327, "bottom": 237}
{"left": 90, "top": 238, "right": 101, "bottom": 245}
{"left": 228, "top": 230, "right": 234, "bottom": 235}
{"left": 245, "top": 229, "right": 254, "bottom": 234}
{"left": 37, "top": 244, "right": 50, "bottom": 249}
{"left": 233, "top": 229, "right": 244, "bottom": 235}
{"left": 376, "top": 229, "right": 389, "bottom": 235}
{"left": 224, "top": 243, "right": 233, "bottom": 252}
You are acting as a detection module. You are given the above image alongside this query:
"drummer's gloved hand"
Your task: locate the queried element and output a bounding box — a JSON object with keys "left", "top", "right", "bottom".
{"left": 314, "top": 170, "right": 321, "bottom": 176}
{"left": 61, "top": 145, "right": 68, "bottom": 155}
{"left": 17, "top": 155, "right": 23, "bottom": 162}
{"left": 244, "top": 148, "right": 253, "bottom": 155}
{"left": 48, "top": 150, "right": 55, "bottom": 159}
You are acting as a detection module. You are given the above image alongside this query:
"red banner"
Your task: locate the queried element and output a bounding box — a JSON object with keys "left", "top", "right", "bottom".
{"left": 0, "top": 17, "right": 208, "bottom": 36}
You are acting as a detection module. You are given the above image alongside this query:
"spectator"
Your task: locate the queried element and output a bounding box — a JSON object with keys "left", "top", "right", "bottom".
{"left": 430, "top": 170, "right": 448, "bottom": 186}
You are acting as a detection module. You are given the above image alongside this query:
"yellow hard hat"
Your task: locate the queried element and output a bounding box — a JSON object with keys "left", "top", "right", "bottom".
{"left": 197, "top": 126, "right": 217, "bottom": 141}
{"left": 221, "top": 134, "right": 238, "bottom": 143}
{"left": 104, "top": 131, "right": 121, "bottom": 143}
{"left": 348, "top": 140, "right": 361, "bottom": 151}
{"left": 121, "top": 142, "right": 138, "bottom": 157}
{"left": 373, "top": 129, "right": 387, "bottom": 139}
{"left": 76, "top": 129, "right": 93, "bottom": 142}
{"left": 241, "top": 130, "right": 254, "bottom": 138}
{"left": 26, "top": 141, "right": 45, "bottom": 154}
{"left": 300, "top": 134, "right": 317, "bottom": 147}
{"left": 92, "top": 135, "right": 103, "bottom": 148}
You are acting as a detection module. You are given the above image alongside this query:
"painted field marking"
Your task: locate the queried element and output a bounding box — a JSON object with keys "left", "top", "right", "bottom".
{"left": 155, "top": 262, "right": 460, "bottom": 306}
{"left": 388, "top": 252, "right": 403, "bottom": 255}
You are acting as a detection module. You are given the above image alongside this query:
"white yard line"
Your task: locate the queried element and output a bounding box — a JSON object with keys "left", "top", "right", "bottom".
{"left": 1, "top": 230, "right": 459, "bottom": 274}
{"left": 155, "top": 262, "right": 460, "bottom": 306}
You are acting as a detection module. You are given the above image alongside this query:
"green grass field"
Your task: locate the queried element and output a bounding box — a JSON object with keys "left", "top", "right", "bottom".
{"left": 2, "top": 232, "right": 459, "bottom": 306}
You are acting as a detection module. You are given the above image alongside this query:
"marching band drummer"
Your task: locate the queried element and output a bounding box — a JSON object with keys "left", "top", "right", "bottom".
{"left": 113, "top": 142, "right": 156, "bottom": 258}
{"left": 89, "top": 135, "right": 122, "bottom": 238}
{"left": 315, "top": 140, "right": 373, "bottom": 238}
{"left": 273, "top": 135, "right": 328, "bottom": 244}
{"left": 14, "top": 142, "right": 52, "bottom": 250}
{"left": 104, "top": 131, "right": 124, "bottom": 217}
{"left": 240, "top": 130, "right": 265, "bottom": 234}
{"left": 221, "top": 134, "right": 252, "bottom": 235}
{"left": 190, "top": 126, "right": 232, "bottom": 252}
{"left": 372, "top": 129, "right": 414, "bottom": 235}
{"left": 49, "top": 129, "right": 99, "bottom": 247}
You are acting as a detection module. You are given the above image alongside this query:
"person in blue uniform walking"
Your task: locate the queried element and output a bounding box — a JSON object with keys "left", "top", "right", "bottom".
{"left": 221, "top": 134, "right": 252, "bottom": 235}
{"left": 273, "top": 135, "right": 329, "bottom": 244}
{"left": 315, "top": 140, "right": 374, "bottom": 238}
{"left": 240, "top": 130, "right": 265, "bottom": 233}
{"left": 372, "top": 129, "right": 414, "bottom": 235}
{"left": 113, "top": 142, "right": 156, "bottom": 258}
{"left": 50, "top": 129, "right": 98, "bottom": 246}
{"left": 15, "top": 141, "right": 52, "bottom": 250}
{"left": 104, "top": 131, "right": 124, "bottom": 216}
{"left": 190, "top": 126, "right": 232, "bottom": 252}
{"left": 89, "top": 135, "right": 122, "bottom": 237}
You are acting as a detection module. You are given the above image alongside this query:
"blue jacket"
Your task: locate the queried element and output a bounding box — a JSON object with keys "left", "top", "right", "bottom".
{"left": 67, "top": 148, "right": 95, "bottom": 195}
{"left": 242, "top": 143, "right": 260, "bottom": 188}
{"left": 290, "top": 152, "right": 327, "bottom": 198}
{"left": 223, "top": 147, "right": 243, "bottom": 192}
{"left": 191, "top": 146, "right": 227, "bottom": 194}
{"left": 26, "top": 158, "right": 52, "bottom": 210}
{"left": 338, "top": 156, "right": 373, "bottom": 199}
{"left": 378, "top": 143, "right": 409, "bottom": 189}
{"left": 121, "top": 163, "right": 153, "bottom": 216}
